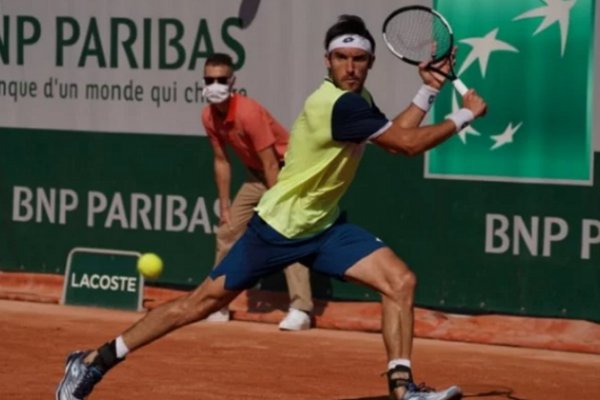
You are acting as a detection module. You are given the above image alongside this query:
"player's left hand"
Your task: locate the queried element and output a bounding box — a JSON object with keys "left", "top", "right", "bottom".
{"left": 418, "top": 46, "right": 456, "bottom": 89}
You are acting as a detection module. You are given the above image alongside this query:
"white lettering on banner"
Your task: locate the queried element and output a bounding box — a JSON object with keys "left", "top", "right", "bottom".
{"left": 12, "top": 186, "right": 34, "bottom": 222}
{"left": 485, "top": 213, "right": 597, "bottom": 260}
{"left": 84, "top": 190, "right": 216, "bottom": 233}
{"left": 165, "top": 195, "right": 188, "bottom": 232}
{"left": 60, "top": 189, "right": 79, "bottom": 224}
{"left": 513, "top": 216, "right": 539, "bottom": 256}
{"left": 485, "top": 214, "right": 510, "bottom": 254}
{"left": 543, "top": 218, "right": 569, "bottom": 257}
{"left": 154, "top": 194, "right": 163, "bottom": 231}
{"left": 11, "top": 186, "right": 78, "bottom": 224}
{"left": 130, "top": 193, "right": 152, "bottom": 230}
{"left": 12, "top": 185, "right": 219, "bottom": 234}
{"left": 581, "top": 220, "right": 600, "bottom": 260}
{"left": 188, "top": 197, "right": 212, "bottom": 233}
{"left": 105, "top": 192, "right": 129, "bottom": 228}
{"left": 70, "top": 272, "right": 137, "bottom": 292}
{"left": 88, "top": 191, "right": 108, "bottom": 227}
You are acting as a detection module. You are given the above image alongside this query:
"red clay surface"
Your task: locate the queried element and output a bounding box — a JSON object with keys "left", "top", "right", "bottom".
{"left": 2, "top": 299, "right": 600, "bottom": 400}
{"left": 3, "top": 272, "right": 600, "bottom": 355}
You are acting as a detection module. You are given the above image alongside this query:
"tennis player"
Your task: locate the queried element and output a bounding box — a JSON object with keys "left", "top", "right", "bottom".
{"left": 56, "top": 14, "right": 486, "bottom": 400}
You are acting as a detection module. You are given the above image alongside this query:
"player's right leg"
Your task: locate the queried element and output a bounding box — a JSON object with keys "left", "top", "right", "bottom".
{"left": 55, "top": 275, "right": 238, "bottom": 400}
{"left": 56, "top": 213, "right": 299, "bottom": 400}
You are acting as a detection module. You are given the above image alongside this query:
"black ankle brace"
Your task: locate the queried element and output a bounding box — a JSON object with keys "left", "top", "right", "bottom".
{"left": 91, "top": 340, "right": 123, "bottom": 371}
{"left": 387, "top": 365, "right": 413, "bottom": 394}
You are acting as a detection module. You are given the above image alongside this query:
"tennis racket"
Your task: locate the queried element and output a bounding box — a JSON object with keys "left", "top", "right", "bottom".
{"left": 382, "top": 5, "right": 468, "bottom": 96}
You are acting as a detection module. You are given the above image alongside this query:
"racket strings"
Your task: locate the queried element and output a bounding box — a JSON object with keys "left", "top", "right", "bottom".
{"left": 384, "top": 10, "right": 451, "bottom": 62}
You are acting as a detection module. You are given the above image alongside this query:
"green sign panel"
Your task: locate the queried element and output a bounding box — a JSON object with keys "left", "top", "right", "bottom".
{"left": 429, "top": 0, "right": 594, "bottom": 185}
{"left": 61, "top": 248, "right": 143, "bottom": 311}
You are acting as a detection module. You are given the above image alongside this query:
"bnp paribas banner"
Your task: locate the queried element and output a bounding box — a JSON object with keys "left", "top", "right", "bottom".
{"left": 0, "top": 0, "right": 417, "bottom": 136}
{"left": 429, "top": 0, "right": 594, "bottom": 185}
{"left": 0, "top": 0, "right": 252, "bottom": 135}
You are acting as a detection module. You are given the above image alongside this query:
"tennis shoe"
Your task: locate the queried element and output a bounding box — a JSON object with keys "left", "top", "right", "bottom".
{"left": 401, "top": 383, "right": 462, "bottom": 400}
{"left": 55, "top": 351, "right": 104, "bottom": 400}
{"left": 278, "top": 308, "right": 311, "bottom": 331}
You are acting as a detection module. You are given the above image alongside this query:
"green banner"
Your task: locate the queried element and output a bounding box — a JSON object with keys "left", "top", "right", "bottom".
{"left": 429, "top": 0, "right": 594, "bottom": 185}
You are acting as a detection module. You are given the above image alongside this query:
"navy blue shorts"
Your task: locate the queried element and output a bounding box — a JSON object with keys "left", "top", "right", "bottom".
{"left": 210, "top": 213, "right": 387, "bottom": 291}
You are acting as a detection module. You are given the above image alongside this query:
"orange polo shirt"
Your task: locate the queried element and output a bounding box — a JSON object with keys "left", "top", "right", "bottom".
{"left": 201, "top": 93, "right": 289, "bottom": 171}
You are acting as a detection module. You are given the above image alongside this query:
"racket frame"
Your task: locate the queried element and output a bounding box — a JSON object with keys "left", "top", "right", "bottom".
{"left": 382, "top": 5, "right": 468, "bottom": 95}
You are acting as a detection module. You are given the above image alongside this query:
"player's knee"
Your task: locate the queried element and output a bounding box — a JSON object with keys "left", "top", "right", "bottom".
{"left": 389, "top": 269, "right": 416, "bottom": 304}
{"left": 165, "top": 295, "right": 199, "bottom": 326}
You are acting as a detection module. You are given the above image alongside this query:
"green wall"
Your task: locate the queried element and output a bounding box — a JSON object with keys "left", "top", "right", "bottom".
{"left": 1, "top": 127, "right": 598, "bottom": 321}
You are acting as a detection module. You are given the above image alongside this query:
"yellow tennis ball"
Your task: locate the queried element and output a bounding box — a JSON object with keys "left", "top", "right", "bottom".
{"left": 137, "top": 253, "right": 163, "bottom": 279}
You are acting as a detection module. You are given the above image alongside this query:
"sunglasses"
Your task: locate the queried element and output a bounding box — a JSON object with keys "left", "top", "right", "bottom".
{"left": 203, "top": 76, "right": 230, "bottom": 85}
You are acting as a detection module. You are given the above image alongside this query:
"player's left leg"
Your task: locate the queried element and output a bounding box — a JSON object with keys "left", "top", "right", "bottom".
{"left": 345, "top": 249, "right": 461, "bottom": 400}
{"left": 311, "top": 222, "right": 461, "bottom": 400}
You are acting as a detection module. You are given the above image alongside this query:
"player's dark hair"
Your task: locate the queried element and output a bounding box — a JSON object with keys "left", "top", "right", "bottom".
{"left": 205, "top": 53, "right": 234, "bottom": 68}
{"left": 324, "top": 15, "right": 376, "bottom": 54}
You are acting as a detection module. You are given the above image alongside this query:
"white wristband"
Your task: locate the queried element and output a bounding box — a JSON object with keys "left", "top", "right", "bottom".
{"left": 411, "top": 85, "right": 439, "bottom": 112}
{"left": 446, "top": 108, "right": 474, "bottom": 132}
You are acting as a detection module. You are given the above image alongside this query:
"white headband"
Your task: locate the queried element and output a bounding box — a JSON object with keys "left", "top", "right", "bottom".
{"left": 327, "top": 34, "right": 373, "bottom": 54}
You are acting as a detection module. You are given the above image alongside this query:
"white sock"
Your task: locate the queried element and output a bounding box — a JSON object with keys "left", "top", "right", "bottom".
{"left": 388, "top": 358, "right": 411, "bottom": 371}
{"left": 115, "top": 336, "right": 130, "bottom": 359}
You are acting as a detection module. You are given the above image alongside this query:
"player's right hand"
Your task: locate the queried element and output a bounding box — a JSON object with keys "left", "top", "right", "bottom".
{"left": 462, "top": 89, "right": 487, "bottom": 118}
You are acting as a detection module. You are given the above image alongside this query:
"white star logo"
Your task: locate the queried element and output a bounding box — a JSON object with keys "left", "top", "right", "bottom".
{"left": 490, "top": 122, "right": 523, "bottom": 150}
{"left": 448, "top": 92, "right": 480, "bottom": 144}
{"left": 513, "top": 0, "right": 577, "bottom": 57}
{"left": 458, "top": 28, "right": 519, "bottom": 78}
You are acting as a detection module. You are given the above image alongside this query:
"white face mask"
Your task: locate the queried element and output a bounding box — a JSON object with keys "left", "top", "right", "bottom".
{"left": 202, "top": 83, "right": 231, "bottom": 104}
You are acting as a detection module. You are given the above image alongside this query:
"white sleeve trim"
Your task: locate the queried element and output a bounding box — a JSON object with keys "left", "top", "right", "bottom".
{"left": 368, "top": 121, "right": 392, "bottom": 141}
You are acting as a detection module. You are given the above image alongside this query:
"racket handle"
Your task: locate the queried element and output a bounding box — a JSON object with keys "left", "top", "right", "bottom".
{"left": 452, "top": 78, "right": 469, "bottom": 96}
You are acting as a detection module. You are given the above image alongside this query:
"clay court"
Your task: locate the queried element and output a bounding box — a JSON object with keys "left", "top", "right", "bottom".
{"left": 2, "top": 299, "right": 600, "bottom": 400}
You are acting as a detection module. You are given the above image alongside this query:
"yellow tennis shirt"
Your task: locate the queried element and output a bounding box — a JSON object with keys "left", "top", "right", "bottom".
{"left": 256, "top": 79, "right": 390, "bottom": 238}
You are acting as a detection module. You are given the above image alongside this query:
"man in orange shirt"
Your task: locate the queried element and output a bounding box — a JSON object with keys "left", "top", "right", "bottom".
{"left": 201, "top": 53, "right": 313, "bottom": 330}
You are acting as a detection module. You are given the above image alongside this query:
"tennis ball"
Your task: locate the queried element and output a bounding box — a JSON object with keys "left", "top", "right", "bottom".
{"left": 137, "top": 253, "right": 163, "bottom": 279}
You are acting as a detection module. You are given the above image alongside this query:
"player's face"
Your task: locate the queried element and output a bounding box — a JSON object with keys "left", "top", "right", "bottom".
{"left": 325, "top": 48, "right": 373, "bottom": 92}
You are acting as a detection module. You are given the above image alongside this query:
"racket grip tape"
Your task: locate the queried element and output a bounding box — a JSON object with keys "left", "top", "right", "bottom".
{"left": 452, "top": 79, "right": 469, "bottom": 96}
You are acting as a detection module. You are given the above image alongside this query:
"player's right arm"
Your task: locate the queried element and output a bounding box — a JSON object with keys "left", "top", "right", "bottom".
{"left": 330, "top": 89, "right": 486, "bottom": 157}
{"left": 374, "top": 90, "right": 486, "bottom": 156}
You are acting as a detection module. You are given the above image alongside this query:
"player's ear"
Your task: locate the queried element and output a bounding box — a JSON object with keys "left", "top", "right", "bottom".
{"left": 368, "top": 55, "right": 375, "bottom": 69}
{"left": 324, "top": 52, "right": 332, "bottom": 69}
